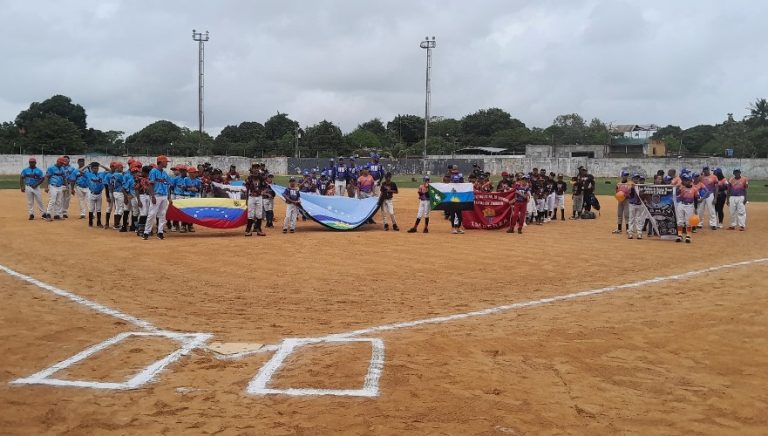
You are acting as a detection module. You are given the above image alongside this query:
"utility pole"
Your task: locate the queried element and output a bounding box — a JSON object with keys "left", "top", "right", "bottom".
{"left": 420, "top": 36, "right": 436, "bottom": 166}
{"left": 192, "top": 29, "right": 210, "bottom": 149}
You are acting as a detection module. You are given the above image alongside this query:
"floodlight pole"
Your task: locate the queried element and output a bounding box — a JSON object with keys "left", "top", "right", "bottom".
{"left": 420, "top": 36, "right": 436, "bottom": 168}
{"left": 192, "top": 29, "right": 210, "bottom": 148}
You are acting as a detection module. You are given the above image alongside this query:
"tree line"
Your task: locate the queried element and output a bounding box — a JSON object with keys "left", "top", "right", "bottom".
{"left": 1, "top": 94, "right": 766, "bottom": 158}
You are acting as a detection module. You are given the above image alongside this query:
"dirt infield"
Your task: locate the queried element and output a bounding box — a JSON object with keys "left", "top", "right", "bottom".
{"left": 1, "top": 189, "right": 766, "bottom": 434}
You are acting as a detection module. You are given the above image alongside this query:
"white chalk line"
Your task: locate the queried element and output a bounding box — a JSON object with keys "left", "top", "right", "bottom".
{"left": 246, "top": 337, "right": 385, "bottom": 397}
{"left": 0, "top": 263, "right": 212, "bottom": 390}
{"left": 227, "top": 257, "right": 768, "bottom": 360}
{"left": 0, "top": 263, "right": 158, "bottom": 332}
{"left": 12, "top": 331, "right": 212, "bottom": 390}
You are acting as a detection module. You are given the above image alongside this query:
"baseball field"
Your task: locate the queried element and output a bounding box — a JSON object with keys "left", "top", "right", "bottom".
{"left": 0, "top": 187, "right": 767, "bottom": 434}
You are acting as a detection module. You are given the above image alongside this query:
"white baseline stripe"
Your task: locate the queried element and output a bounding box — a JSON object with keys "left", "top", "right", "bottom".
{"left": 224, "top": 257, "right": 768, "bottom": 358}
{"left": 0, "top": 264, "right": 158, "bottom": 332}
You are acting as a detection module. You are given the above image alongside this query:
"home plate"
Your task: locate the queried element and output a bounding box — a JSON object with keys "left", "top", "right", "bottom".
{"left": 207, "top": 342, "right": 264, "bottom": 356}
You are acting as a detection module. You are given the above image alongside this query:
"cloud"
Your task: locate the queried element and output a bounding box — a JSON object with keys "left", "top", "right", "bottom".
{"left": 1, "top": 0, "right": 766, "bottom": 137}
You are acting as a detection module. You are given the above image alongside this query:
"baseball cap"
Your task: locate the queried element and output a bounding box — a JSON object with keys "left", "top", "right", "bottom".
{"left": 188, "top": 167, "right": 198, "bottom": 173}
{"left": 621, "top": 170, "right": 629, "bottom": 177}
{"left": 289, "top": 176, "right": 296, "bottom": 182}
{"left": 632, "top": 173, "right": 641, "bottom": 178}
{"left": 501, "top": 171, "right": 509, "bottom": 177}
{"left": 56, "top": 157, "right": 67, "bottom": 165}
{"left": 692, "top": 172, "right": 700, "bottom": 178}
{"left": 702, "top": 166, "right": 710, "bottom": 171}
{"left": 157, "top": 155, "right": 170, "bottom": 163}
{"left": 733, "top": 168, "right": 741, "bottom": 173}
{"left": 423, "top": 175, "right": 430, "bottom": 181}
{"left": 681, "top": 173, "right": 692, "bottom": 181}
{"left": 28, "top": 157, "right": 36, "bottom": 163}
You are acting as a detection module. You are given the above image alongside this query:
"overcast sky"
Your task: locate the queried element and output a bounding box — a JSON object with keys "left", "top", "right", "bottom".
{"left": 2, "top": 0, "right": 767, "bottom": 137}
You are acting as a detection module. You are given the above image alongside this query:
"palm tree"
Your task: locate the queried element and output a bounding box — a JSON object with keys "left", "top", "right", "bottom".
{"left": 746, "top": 98, "right": 768, "bottom": 128}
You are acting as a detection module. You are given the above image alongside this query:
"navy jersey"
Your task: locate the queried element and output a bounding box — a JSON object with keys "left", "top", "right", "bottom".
{"left": 283, "top": 187, "right": 301, "bottom": 203}
{"left": 333, "top": 165, "right": 348, "bottom": 182}
{"left": 368, "top": 163, "right": 384, "bottom": 181}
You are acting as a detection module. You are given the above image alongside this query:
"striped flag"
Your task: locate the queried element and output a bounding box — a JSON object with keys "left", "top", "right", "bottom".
{"left": 428, "top": 183, "right": 475, "bottom": 211}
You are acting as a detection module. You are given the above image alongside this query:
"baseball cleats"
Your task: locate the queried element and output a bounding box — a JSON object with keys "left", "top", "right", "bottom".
{"left": 157, "top": 233, "right": 165, "bottom": 240}
{"left": 28, "top": 214, "right": 34, "bottom": 220}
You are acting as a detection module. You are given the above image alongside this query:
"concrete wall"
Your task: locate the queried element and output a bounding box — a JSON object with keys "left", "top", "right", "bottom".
{"left": 3, "top": 154, "right": 767, "bottom": 178}
{"left": 1, "top": 155, "right": 288, "bottom": 175}
{"left": 526, "top": 144, "right": 606, "bottom": 159}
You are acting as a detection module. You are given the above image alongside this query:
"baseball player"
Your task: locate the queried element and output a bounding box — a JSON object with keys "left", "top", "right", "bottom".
{"left": 20, "top": 157, "right": 45, "bottom": 220}
{"left": 121, "top": 163, "right": 140, "bottom": 232}
{"left": 282, "top": 177, "right": 301, "bottom": 233}
{"left": 142, "top": 155, "right": 172, "bottom": 240}
{"left": 226, "top": 165, "right": 240, "bottom": 183}
{"left": 59, "top": 156, "right": 73, "bottom": 218}
{"left": 727, "top": 169, "right": 748, "bottom": 231}
{"left": 170, "top": 165, "right": 187, "bottom": 232}
{"left": 244, "top": 169, "right": 266, "bottom": 237}
{"left": 135, "top": 166, "right": 152, "bottom": 236}
{"left": 43, "top": 157, "right": 68, "bottom": 221}
{"left": 367, "top": 153, "right": 385, "bottom": 195}
{"left": 85, "top": 161, "right": 105, "bottom": 228}
{"left": 614, "top": 171, "right": 632, "bottom": 234}
{"left": 407, "top": 175, "right": 431, "bottom": 233}
{"left": 357, "top": 168, "right": 375, "bottom": 199}
{"left": 264, "top": 174, "right": 276, "bottom": 228}
{"left": 627, "top": 174, "right": 644, "bottom": 239}
{"left": 347, "top": 158, "right": 359, "bottom": 198}
{"left": 507, "top": 175, "right": 530, "bottom": 234}
{"left": 110, "top": 162, "right": 126, "bottom": 230}
{"left": 698, "top": 166, "right": 718, "bottom": 230}
{"left": 379, "top": 172, "right": 400, "bottom": 231}
{"left": 183, "top": 166, "right": 202, "bottom": 233}
{"left": 102, "top": 162, "right": 116, "bottom": 229}
{"left": 675, "top": 173, "right": 699, "bottom": 243}
{"left": 554, "top": 174, "right": 567, "bottom": 221}
{"left": 71, "top": 158, "right": 89, "bottom": 219}
{"left": 332, "top": 157, "right": 348, "bottom": 196}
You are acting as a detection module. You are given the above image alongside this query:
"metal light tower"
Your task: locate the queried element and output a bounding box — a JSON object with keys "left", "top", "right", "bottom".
{"left": 419, "top": 36, "right": 436, "bottom": 160}
{"left": 192, "top": 29, "right": 210, "bottom": 148}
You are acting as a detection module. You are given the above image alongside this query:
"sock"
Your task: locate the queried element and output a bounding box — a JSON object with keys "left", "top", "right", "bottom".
{"left": 114, "top": 214, "right": 121, "bottom": 228}
{"left": 424, "top": 218, "right": 429, "bottom": 229}
{"left": 413, "top": 218, "right": 421, "bottom": 228}
{"left": 256, "top": 218, "right": 262, "bottom": 232}
{"left": 617, "top": 223, "right": 622, "bottom": 231}
{"left": 97, "top": 212, "right": 103, "bottom": 226}
{"left": 122, "top": 211, "right": 129, "bottom": 229}
{"left": 131, "top": 214, "right": 137, "bottom": 230}
{"left": 677, "top": 226, "right": 683, "bottom": 235}
{"left": 246, "top": 219, "right": 253, "bottom": 232}
{"left": 138, "top": 216, "right": 146, "bottom": 233}
{"left": 88, "top": 212, "right": 93, "bottom": 226}
{"left": 105, "top": 212, "right": 111, "bottom": 227}
{"left": 560, "top": 209, "right": 565, "bottom": 220}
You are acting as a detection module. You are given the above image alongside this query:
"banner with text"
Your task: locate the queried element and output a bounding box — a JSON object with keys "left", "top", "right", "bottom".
{"left": 462, "top": 191, "right": 515, "bottom": 230}
{"left": 636, "top": 184, "right": 678, "bottom": 240}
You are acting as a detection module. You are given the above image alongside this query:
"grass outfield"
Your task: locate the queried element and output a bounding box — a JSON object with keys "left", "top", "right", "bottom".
{"left": 3, "top": 174, "right": 766, "bottom": 201}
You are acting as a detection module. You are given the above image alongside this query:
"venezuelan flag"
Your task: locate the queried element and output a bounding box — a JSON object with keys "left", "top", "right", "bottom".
{"left": 166, "top": 198, "right": 247, "bottom": 229}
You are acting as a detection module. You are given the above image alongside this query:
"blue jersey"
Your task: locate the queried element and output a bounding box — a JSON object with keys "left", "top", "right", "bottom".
{"left": 368, "top": 162, "right": 384, "bottom": 181}
{"left": 149, "top": 168, "right": 170, "bottom": 196}
{"left": 21, "top": 167, "right": 44, "bottom": 187}
{"left": 185, "top": 177, "right": 202, "bottom": 198}
{"left": 283, "top": 187, "right": 301, "bottom": 202}
{"left": 333, "top": 165, "right": 348, "bottom": 182}
{"left": 72, "top": 167, "right": 88, "bottom": 188}
{"left": 46, "top": 165, "right": 66, "bottom": 187}
{"left": 110, "top": 171, "right": 125, "bottom": 193}
{"left": 103, "top": 172, "right": 113, "bottom": 192}
{"left": 172, "top": 175, "right": 187, "bottom": 196}
{"left": 86, "top": 170, "right": 106, "bottom": 194}
{"left": 123, "top": 173, "right": 136, "bottom": 196}
{"left": 62, "top": 165, "right": 76, "bottom": 185}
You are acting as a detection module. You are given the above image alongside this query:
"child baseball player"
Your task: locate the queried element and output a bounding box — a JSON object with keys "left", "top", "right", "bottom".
{"left": 407, "top": 175, "right": 431, "bottom": 233}
{"left": 614, "top": 171, "right": 632, "bottom": 234}
{"left": 282, "top": 177, "right": 301, "bottom": 233}
{"left": 264, "top": 174, "right": 276, "bottom": 228}
{"left": 507, "top": 175, "right": 530, "bottom": 234}
{"left": 85, "top": 162, "right": 105, "bottom": 228}
{"left": 72, "top": 157, "right": 89, "bottom": 219}
{"left": 675, "top": 173, "right": 699, "bottom": 243}
{"left": 698, "top": 166, "right": 718, "bottom": 230}
{"left": 245, "top": 169, "right": 266, "bottom": 237}
{"left": 727, "top": 169, "right": 748, "bottom": 231}
{"left": 20, "top": 157, "right": 46, "bottom": 220}
{"left": 379, "top": 172, "right": 399, "bottom": 231}
{"left": 135, "top": 166, "right": 151, "bottom": 236}
{"left": 627, "top": 174, "right": 644, "bottom": 239}
{"left": 554, "top": 174, "right": 567, "bottom": 221}
{"left": 110, "top": 162, "right": 126, "bottom": 230}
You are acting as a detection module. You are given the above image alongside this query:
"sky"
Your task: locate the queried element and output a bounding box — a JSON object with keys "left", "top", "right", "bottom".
{"left": 1, "top": 0, "right": 767, "bottom": 137}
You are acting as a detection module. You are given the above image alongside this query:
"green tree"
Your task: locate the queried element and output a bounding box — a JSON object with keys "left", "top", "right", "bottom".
{"left": 24, "top": 114, "right": 85, "bottom": 155}
{"left": 264, "top": 113, "right": 299, "bottom": 141}
{"left": 746, "top": 98, "right": 768, "bottom": 129}
{"left": 460, "top": 108, "right": 523, "bottom": 137}
{"left": 747, "top": 126, "right": 768, "bottom": 158}
{"left": 386, "top": 114, "right": 424, "bottom": 145}
{"left": 680, "top": 125, "right": 716, "bottom": 153}
{"left": 344, "top": 128, "right": 381, "bottom": 152}
{"left": 125, "top": 120, "right": 183, "bottom": 155}
{"left": 651, "top": 125, "right": 683, "bottom": 141}
{"left": 304, "top": 120, "right": 343, "bottom": 154}
{"left": 584, "top": 118, "right": 608, "bottom": 144}
{"left": 548, "top": 113, "right": 587, "bottom": 144}
{"left": 16, "top": 95, "right": 87, "bottom": 133}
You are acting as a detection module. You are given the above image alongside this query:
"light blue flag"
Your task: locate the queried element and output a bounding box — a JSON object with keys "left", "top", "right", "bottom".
{"left": 272, "top": 185, "right": 380, "bottom": 230}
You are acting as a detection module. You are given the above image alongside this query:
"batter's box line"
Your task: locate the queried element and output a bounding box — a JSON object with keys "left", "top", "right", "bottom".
{"left": 247, "top": 337, "right": 385, "bottom": 397}
{"left": 12, "top": 331, "right": 212, "bottom": 390}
